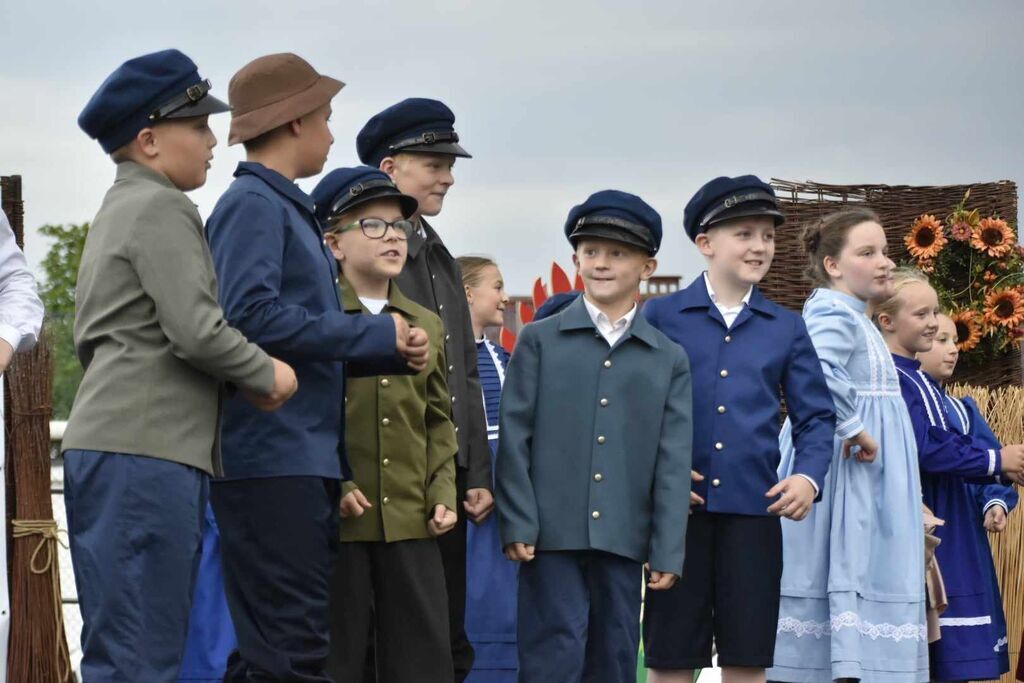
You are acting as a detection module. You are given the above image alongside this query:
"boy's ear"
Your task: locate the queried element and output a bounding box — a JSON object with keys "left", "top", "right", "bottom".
{"left": 288, "top": 118, "right": 303, "bottom": 137}
{"left": 640, "top": 257, "right": 658, "bottom": 281}
{"left": 135, "top": 127, "right": 159, "bottom": 159}
{"left": 694, "top": 233, "right": 713, "bottom": 257}
{"left": 379, "top": 156, "right": 397, "bottom": 179}
{"left": 571, "top": 251, "right": 581, "bottom": 270}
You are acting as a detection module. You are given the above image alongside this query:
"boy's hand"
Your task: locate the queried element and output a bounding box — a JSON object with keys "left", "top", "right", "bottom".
{"left": 393, "top": 314, "right": 429, "bottom": 372}
{"left": 984, "top": 505, "right": 1008, "bottom": 533}
{"left": 504, "top": 542, "right": 536, "bottom": 562}
{"left": 689, "top": 470, "right": 705, "bottom": 509}
{"left": 998, "top": 445, "right": 1024, "bottom": 476}
{"left": 843, "top": 430, "right": 878, "bottom": 463}
{"left": 0, "top": 339, "right": 13, "bottom": 373}
{"left": 340, "top": 489, "right": 373, "bottom": 518}
{"left": 766, "top": 475, "right": 815, "bottom": 521}
{"left": 428, "top": 505, "right": 458, "bottom": 537}
{"left": 647, "top": 570, "right": 678, "bottom": 591}
{"left": 244, "top": 358, "right": 298, "bottom": 411}
{"left": 465, "top": 488, "right": 495, "bottom": 523}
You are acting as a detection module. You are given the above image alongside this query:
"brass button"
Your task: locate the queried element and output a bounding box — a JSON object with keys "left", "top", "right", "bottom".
{"left": 597, "top": 436, "right": 606, "bottom": 444}
{"left": 718, "top": 405, "right": 726, "bottom": 414}
{"left": 455, "top": 426, "right": 460, "bottom": 433}
{"left": 720, "top": 369, "right": 729, "bottom": 378}
{"left": 445, "top": 334, "right": 451, "bottom": 342}
{"left": 382, "top": 458, "right": 390, "bottom": 467}
{"left": 451, "top": 395, "right": 457, "bottom": 403}
{"left": 382, "top": 496, "right": 390, "bottom": 505}
{"left": 439, "top": 304, "right": 445, "bottom": 311}
{"left": 724, "top": 335, "right": 732, "bottom": 343}
{"left": 448, "top": 364, "right": 454, "bottom": 372}
{"left": 715, "top": 442, "right": 724, "bottom": 451}
{"left": 380, "top": 378, "right": 390, "bottom": 387}
{"left": 381, "top": 418, "right": 390, "bottom": 426}
{"left": 603, "top": 360, "right": 612, "bottom": 368}
{"left": 431, "top": 274, "right": 436, "bottom": 280}
{"left": 592, "top": 511, "right": 601, "bottom": 519}
{"left": 600, "top": 398, "right": 609, "bottom": 407}
{"left": 712, "top": 478, "right": 721, "bottom": 487}
{"left": 594, "top": 473, "right": 603, "bottom": 482}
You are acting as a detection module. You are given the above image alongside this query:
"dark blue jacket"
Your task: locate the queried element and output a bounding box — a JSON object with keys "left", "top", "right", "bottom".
{"left": 205, "top": 162, "right": 403, "bottom": 480}
{"left": 642, "top": 276, "right": 835, "bottom": 515}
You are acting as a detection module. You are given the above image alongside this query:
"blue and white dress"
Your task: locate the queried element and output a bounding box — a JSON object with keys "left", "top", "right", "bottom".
{"left": 895, "top": 362, "right": 1016, "bottom": 681}
{"left": 465, "top": 337, "right": 518, "bottom": 682}
{"left": 771, "top": 288, "right": 928, "bottom": 683}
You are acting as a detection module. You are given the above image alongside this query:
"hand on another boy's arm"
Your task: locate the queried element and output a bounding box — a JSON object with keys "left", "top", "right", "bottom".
{"left": 428, "top": 505, "right": 458, "bottom": 537}
{"left": 766, "top": 475, "right": 816, "bottom": 521}
{"left": 984, "top": 505, "right": 1008, "bottom": 533}
{"left": 843, "top": 430, "right": 878, "bottom": 463}
{"left": 647, "top": 569, "right": 679, "bottom": 591}
{"left": 998, "top": 445, "right": 1024, "bottom": 478}
{"left": 464, "top": 488, "right": 495, "bottom": 523}
{"left": 0, "top": 338, "right": 13, "bottom": 373}
{"left": 243, "top": 358, "right": 298, "bottom": 411}
{"left": 503, "top": 542, "right": 536, "bottom": 562}
{"left": 689, "top": 470, "right": 705, "bottom": 509}
{"left": 392, "top": 314, "right": 429, "bottom": 371}
{"left": 340, "top": 489, "right": 373, "bottom": 518}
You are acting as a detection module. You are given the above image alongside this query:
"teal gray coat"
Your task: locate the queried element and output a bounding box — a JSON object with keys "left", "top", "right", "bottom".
{"left": 495, "top": 295, "right": 693, "bottom": 574}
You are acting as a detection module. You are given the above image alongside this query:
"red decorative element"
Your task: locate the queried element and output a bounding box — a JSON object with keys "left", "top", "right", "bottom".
{"left": 532, "top": 278, "right": 547, "bottom": 310}
{"left": 574, "top": 272, "right": 584, "bottom": 291}
{"left": 518, "top": 301, "right": 534, "bottom": 324}
{"left": 551, "top": 263, "right": 573, "bottom": 294}
{"left": 500, "top": 327, "right": 517, "bottom": 353}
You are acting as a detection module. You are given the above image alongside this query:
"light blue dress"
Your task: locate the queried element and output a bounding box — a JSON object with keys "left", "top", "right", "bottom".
{"left": 769, "top": 288, "right": 928, "bottom": 683}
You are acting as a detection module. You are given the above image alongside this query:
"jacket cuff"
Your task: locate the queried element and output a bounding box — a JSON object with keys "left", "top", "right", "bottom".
{"left": 795, "top": 474, "right": 820, "bottom": 497}
{"left": 990, "top": 449, "right": 999, "bottom": 476}
{"left": 983, "top": 499, "right": 1008, "bottom": 515}
{"left": 0, "top": 323, "right": 23, "bottom": 355}
{"left": 835, "top": 415, "right": 864, "bottom": 441}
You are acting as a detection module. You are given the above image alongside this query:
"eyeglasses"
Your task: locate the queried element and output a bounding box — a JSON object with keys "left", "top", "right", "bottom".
{"left": 330, "top": 218, "right": 416, "bottom": 240}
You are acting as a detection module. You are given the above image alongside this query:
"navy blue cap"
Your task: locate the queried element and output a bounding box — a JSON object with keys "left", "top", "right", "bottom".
{"left": 311, "top": 166, "right": 418, "bottom": 225}
{"left": 564, "top": 190, "right": 662, "bottom": 256}
{"left": 79, "top": 49, "right": 229, "bottom": 154}
{"left": 357, "top": 98, "right": 471, "bottom": 167}
{"left": 534, "top": 291, "right": 581, "bottom": 321}
{"left": 683, "top": 175, "right": 784, "bottom": 242}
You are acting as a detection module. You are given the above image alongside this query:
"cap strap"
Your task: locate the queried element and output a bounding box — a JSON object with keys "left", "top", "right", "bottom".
{"left": 698, "top": 190, "right": 777, "bottom": 227}
{"left": 149, "top": 79, "right": 212, "bottom": 121}
{"left": 570, "top": 215, "right": 655, "bottom": 249}
{"left": 388, "top": 130, "right": 460, "bottom": 152}
{"left": 328, "top": 178, "right": 399, "bottom": 216}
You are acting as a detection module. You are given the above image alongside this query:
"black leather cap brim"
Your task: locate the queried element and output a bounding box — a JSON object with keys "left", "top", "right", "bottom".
{"left": 162, "top": 94, "right": 231, "bottom": 120}
{"left": 706, "top": 204, "right": 785, "bottom": 229}
{"left": 568, "top": 225, "right": 656, "bottom": 255}
{"left": 330, "top": 187, "right": 419, "bottom": 221}
{"left": 396, "top": 141, "right": 472, "bottom": 159}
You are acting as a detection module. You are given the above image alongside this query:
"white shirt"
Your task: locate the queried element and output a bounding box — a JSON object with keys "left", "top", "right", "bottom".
{"left": 358, "top": 296, "right": 388, "bottom": 315}
{"left": 582, "top": 295, "right": 637, "bottom": 347}
{"left": 703, "top": 272, "right": 752, "bottom": 330}
{"left": 703, "top": 273, "right": 819, "bottom": 496}
{"left": 0, "top": 211, "right": 43, "bottom": 352}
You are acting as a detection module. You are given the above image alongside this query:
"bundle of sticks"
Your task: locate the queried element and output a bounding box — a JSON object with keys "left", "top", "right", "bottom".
{"left": 3, "top": 174, "right": 71, "bottom": 682}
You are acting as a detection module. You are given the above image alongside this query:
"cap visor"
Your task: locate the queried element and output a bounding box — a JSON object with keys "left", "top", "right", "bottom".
{"left": 397, "top": 141, "right": 472, "bottom": 159}
{"left": 329, "top": 188, "right": 419, "bottom": 222}
{"left": 162, "top": 94, "right": 231, "bottom": 119}
{"left": 569, "top": 225, "right": 653, "bottom": 253}
{"left": 707, "top": 205, "right": 785, "bottom": 228}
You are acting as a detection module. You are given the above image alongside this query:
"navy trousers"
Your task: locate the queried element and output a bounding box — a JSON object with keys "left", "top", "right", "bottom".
{"left": 64, "top": 449, "right": 208, "bottom": 683}
{"left": 517, "top": 550, "right": 641, "bottom": 683}
{"left": 211, "top": 476, "right": 341, "bottom": 683}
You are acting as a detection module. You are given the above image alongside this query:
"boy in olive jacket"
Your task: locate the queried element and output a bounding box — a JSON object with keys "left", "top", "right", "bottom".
{"left": 312, "top": 166, "right": 458, "bottom": 683}
{"left": 64, "top": 50, "right": 295, "bottom": 683}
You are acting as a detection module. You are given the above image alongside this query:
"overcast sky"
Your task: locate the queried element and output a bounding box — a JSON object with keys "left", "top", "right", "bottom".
{"left": 2, "top": 0, "right": 1022, "bottom": 295}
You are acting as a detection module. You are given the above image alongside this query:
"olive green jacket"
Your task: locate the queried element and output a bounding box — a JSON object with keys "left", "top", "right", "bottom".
{"left": 340, "top": 277, "right": 458, "bottom": 542}
{"left": 61, "top": 161, "right": 275, "bottom": 475}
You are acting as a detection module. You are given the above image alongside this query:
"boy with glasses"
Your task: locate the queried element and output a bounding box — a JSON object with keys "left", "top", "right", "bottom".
{"left": 312, "top": 166, "right": 458, "bottom": 683}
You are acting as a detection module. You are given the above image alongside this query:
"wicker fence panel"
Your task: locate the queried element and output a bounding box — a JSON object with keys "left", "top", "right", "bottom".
{"left": 764, "top": 179, "right": 1022, "bottom": 388}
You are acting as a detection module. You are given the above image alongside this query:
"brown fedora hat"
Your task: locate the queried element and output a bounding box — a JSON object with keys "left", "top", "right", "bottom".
{"left": 228, "top": 53, "right": 344, "bottom": 145}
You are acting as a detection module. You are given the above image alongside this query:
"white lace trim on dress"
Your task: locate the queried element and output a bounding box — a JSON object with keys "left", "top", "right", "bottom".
{"left": 778, "top": 611, "right": 926, "bottom": 642}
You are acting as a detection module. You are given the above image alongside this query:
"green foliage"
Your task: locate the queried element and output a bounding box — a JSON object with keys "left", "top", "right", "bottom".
{"left": 38, "top": 222, "right": 88, "bottom": 419}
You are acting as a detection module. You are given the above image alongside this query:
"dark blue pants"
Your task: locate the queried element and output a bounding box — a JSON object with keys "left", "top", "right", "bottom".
{"left": 517, "top": 550, "right": 641, "bottom": 683}
{"left": 211, "top": 476, "right": 340, "bottom": 683}
{"left": 64, "top": 449, "right": 208, "bottom": 683}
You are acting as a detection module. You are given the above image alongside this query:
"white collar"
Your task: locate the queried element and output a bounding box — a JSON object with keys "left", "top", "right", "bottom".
{"left": 582, "top": 295, "right": 637, "bottom": 330}
{"left": 703, "top": 272, "right": 752, "bottom": 308}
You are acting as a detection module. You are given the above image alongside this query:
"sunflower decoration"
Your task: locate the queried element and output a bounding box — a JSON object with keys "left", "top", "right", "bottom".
{"left": 946, "top": 194, "right": 980, "bottom": 242}
{"left": 983, "top": 287, "right": 1024, "bottom": 330}
{"left": 906, "top": 214, "right": 948, "bottom": 261}
{"left": 970, "top": 217, "right": 1016, "bottom": 258}
{"left": 950, "top": 309, "right": 984, "bottom": 353}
